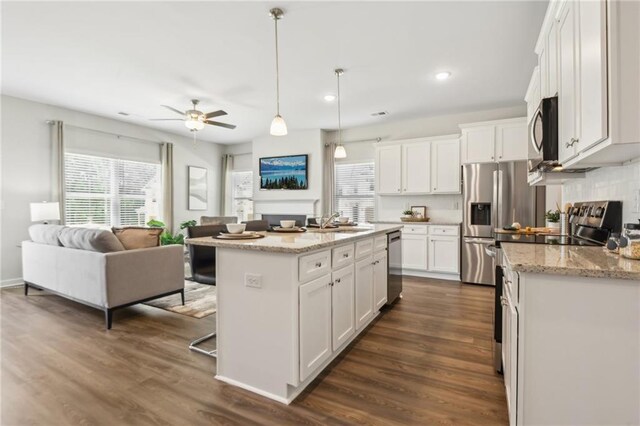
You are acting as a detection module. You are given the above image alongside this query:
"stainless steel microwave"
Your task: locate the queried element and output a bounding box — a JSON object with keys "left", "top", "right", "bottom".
{"left": 527, "top": 96, "right": 559, "bottom": 172}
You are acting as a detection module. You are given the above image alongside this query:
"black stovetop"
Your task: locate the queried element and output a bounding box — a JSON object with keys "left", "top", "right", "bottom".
{"left": 494, "top": 233, "right": 602, "bottom": 247}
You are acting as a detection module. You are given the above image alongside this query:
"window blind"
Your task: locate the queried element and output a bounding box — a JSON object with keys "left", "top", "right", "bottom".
{"left": 334, "top": 162, "right": 375, "bottom": 223}
{"left": 64, "top": 153, "right": 161, "bottom": 227}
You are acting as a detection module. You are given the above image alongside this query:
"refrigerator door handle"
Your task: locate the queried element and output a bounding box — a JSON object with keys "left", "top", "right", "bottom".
{"left": 496, "top": 169, "right": 504, "bottom": 229}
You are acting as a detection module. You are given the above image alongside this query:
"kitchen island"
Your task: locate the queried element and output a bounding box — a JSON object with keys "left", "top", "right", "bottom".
{"left": 499, "top": 243, "right": 639, "bottom": 425}
{"left": 186, "top": 224, "right": 402, "bottom": 404}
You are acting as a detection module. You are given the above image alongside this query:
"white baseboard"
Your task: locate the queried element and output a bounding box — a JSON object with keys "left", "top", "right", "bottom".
{"left": 214, "top": 375, "right": 290, "bottom": 405}
{"left": 1, "top": 278, "right": 24, "bottom": 288}
{"left": 402, "top": 270, "right": 460, "bottom": 281}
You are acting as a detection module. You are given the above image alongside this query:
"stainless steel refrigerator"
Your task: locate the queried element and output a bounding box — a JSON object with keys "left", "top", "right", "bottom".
{"left": 461, "top": 161, "right": 545, "bottom": 285}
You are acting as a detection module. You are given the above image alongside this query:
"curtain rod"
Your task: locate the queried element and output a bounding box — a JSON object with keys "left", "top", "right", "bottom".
{"left": 325, "top": 137, "right": 381, "bottom": 147}
{"left": 45, "top": 120, "right": 168, "bottom": 145}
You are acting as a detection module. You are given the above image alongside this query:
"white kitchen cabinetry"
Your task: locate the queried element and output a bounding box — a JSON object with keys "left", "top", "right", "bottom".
{"left": 375, "top": 136, "right": 461, "bottom": 195}
{"left": 402, "top": 142, "right": 431, "bottom": 194}
{"left": 460, "top": 118, "right": 528, "bottom": 164}
{"left": 373, "top": 250, "right": 388, "bottom": 310}
{"left": 401, "top": 233, "right": 428, "bottom": 271}
{"left": 354, "top": 256, "right": 374, "bottom": 330}
{"left": 501, "top": 272, "right": 518, "bottom": 426}
{"left": 525, "top": 67, "right": 541, "bottom": 123}
{"left": 299, "top": 274, "right": 333, "bottom": 381}
{"left": 431, "top": 138, "right": 461, "bottom": 193}
{"left": 427, "top": 235, "right": 459, "bottom": 274}
{"left": 375, "top": 145, "right": 402, "bottom": 194}
{"left": 532, "top": 0, "right": 639, "bottom": 170}
{"left": 331, "top": 265, "right": 355, "bottom": 351}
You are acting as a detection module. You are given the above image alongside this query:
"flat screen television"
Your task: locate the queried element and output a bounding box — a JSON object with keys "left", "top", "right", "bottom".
{"left": 259, "top": 154, "right": 308, "bottom": 190}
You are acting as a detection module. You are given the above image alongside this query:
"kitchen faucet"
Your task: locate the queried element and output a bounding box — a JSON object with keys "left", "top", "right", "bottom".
{"left": 320, "top": 212, "right": 340, "bottom": 229}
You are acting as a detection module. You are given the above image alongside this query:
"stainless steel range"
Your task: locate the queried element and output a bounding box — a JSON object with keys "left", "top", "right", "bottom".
{"left": 491, "top": 200, "right": 623, "bottom": 373}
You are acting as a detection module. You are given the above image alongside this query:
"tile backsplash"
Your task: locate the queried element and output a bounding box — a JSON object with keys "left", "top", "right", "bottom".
{"left": 562, "top": 161, "right": 640, "bottom": 224}
{"left": 376, "top": 194, "right": 463, "bottom": 223}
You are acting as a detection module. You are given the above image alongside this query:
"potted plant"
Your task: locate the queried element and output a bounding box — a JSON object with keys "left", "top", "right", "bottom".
{"left": 545, "top": 210, "right": 561, "bottom": 229}
{"left": 147, "top": 219, "right": 197, "bottom": 245}
{"left": 402, "top": 209, "right": 414, "bottom": 220}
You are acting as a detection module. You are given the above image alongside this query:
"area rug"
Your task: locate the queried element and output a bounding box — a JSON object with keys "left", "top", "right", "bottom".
{"left": 143, "top": 281, "right": 216, "bottom": 319}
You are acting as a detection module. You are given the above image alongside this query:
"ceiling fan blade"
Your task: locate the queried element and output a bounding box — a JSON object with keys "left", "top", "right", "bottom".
{"left": 149, "top": 118, "right": 184, "bottom": 121}
{"left": 161, "top": 105, "right": 186, "bottom": 116}
{"left": 204, "top": 120, "right": 236, "bottom": 129}
{"left": 204, "top": 110, "right": 227, "bottom": 119}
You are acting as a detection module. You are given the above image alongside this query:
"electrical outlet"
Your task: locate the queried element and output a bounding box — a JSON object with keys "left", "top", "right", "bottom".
{"left": 245, "top": 273, "right": 262, "bottom": 289}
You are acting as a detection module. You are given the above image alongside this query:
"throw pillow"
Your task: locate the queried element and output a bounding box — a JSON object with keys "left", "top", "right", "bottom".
{"left": 112, "top": 227, "right": 163, "bottom": 250}
{"left": 59, "top": 228, "right": 126, "bottom": 253}
{"left": 28, "top": 224, "right": 66, "bottom": 246}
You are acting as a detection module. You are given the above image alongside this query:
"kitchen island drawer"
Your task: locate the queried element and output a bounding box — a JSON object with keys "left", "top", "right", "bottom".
{"left": 299, "top": 250, "right": 332, "bottom": 283}
{"left": 355, "top": 238, "right": 374, "bottom": 259}
{"left": 332, "top": 243, "right": 355, "bottom": 269}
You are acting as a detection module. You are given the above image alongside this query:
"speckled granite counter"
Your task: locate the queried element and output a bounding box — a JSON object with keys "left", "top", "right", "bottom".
{"left": 502, "top": 243, "right": 640, "bottom": 280}
{"left": 186, "top": 224, "right": 402, "bottom": 254}
{"left": 370, "top": 221, "right": 461, "bottom": 226}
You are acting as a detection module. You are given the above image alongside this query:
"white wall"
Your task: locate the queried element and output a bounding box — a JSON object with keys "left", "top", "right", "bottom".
{"left": 562, "top": 161, "right": 640, "bottom": 224}
{"left": 0, "top": 95, "right": 225, "bottom": 285}
{"left": 251, "top": 130, "right": 327, "bottom": 217}
{"left": 326, "top": 105, "right": 527, "bottom": 222}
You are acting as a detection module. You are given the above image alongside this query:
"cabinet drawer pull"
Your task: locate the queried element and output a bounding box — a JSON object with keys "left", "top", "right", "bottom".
{"left": 315, "top": 262, "right": 322, "bottom": 268}
{"left": 342, "top": 253, "right": 349, "bottom": 258}
{"left": 335, "top": 278, "right": 341, "bottom": 283}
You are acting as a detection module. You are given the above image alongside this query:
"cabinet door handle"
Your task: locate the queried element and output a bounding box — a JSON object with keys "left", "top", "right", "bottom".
{"left": 335, "top": 278, "right": 341, "bottom": 283}
{"left": 342, "top": 253, "right": 349, "bottom": 258}
{"left": 315, "top": 262, "right": 322, "bottom": 268}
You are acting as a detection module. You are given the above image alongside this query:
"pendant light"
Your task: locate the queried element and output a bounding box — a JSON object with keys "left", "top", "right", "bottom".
{"left": 269, "top": 8, "right": 287, "bottom": 136}
{"left": 334, "top": 68, "right": 347, "bottom": 158}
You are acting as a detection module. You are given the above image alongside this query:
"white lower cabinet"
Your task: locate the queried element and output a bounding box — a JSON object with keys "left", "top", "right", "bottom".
{"left": 299, "top": 274, "right": 333, "bottom": 381}
{"left": 373, "top": 250, "right": 388, "bottom": 310}
{"left": 427, "top": 235, "right": 459, "bottom": 274}
{"left": 401, "top": 233, "right": 428, "bottom": 270}
{"left": 354, "top": 256, "right": 374, "bottom": 330}
{"left": 502, "top": 267, "right": 519, "bottom": 426}
{"left": 331, "top": 265, "right": 355, "bottom": 351}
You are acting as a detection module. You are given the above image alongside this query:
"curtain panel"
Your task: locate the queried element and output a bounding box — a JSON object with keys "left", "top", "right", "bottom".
{"left": 161, "top": 143, "right": 174, "bottom": 232}
{"left": 322, "top": 142, "right": 336, "bottom": 214}
{"left": 50, "top": 121, "right": 66, "bottom": 223}
{"left": 220, "top": 154, "right": 234, "bottom": 215}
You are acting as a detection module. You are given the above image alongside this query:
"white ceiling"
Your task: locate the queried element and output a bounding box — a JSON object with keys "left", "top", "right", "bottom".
{"left": 1, "top": 1, "right": 547, "bottom": 144}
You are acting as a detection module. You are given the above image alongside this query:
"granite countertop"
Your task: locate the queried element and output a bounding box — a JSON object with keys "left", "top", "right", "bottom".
{"left": 370, "top": 221, "right": 461, "bottom": 226}
{"left": 502, "top": 243, "right": 640, "bottom": 280}
{"left": 186, "top": 224, "right": 403, "bottom": 254}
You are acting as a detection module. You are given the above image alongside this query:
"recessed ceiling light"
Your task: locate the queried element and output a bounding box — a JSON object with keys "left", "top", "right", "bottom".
{"left": 435, "top": 71, "right": 452, "bottom": 80}
{"left": 324, "top": 94, "right": 336, "bottom": 102}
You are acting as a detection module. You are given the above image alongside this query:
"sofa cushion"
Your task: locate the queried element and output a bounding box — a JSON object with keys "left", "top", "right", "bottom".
{"left": 59, "top": 228, "right": 126, "bottom": 253}
{"left": 112, "top": 227, "right": 163, "bottom": 250}
{"left": 28, "top": 224, "right": 66, "bottom": 246}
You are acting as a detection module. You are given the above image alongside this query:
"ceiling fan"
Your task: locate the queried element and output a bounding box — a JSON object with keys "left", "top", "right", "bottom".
{"left": 150, "top": 99, "right": 236, "bottom": 132}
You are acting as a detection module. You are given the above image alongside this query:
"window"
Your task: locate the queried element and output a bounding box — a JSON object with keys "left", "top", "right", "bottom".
{"left": 334, "top": 162, "right": 375, "bottom": 223}
{"left": 64, "top": 153, "right": 161, "bottom": 227}
{"left": 231, "top": 171, "right": 253, "bottom": 222}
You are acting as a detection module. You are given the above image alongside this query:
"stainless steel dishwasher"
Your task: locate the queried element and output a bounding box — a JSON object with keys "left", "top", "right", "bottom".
{"left": 386, "top": 231, "right": 403, "bottom": 304}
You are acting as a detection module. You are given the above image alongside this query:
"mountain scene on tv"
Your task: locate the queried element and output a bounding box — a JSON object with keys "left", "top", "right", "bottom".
{"left": 260, "top": 155, "right": 308, "bottom": 190}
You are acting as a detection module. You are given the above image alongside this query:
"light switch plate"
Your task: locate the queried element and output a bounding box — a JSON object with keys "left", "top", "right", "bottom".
{"left": 245, "top": 273, "right": 262, "bottom": 288}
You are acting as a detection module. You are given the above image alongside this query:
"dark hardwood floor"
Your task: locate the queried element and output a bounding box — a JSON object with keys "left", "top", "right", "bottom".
{"left": 1, "top": 277, "right": 507, "bottom": 425}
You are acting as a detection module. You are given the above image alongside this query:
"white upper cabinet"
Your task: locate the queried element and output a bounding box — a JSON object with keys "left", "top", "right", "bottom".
{"left": 460, "top": 118, "right": 528, "bottom": 164}
{"left": 525, "top": 67, "right": 541, "bottom": 123}
{"left": 496, "top": 120, "right": 529, "bottom": 162}
{"left": 461, "top": 126, "right": 495, "bottom": 163}
{"left": 375, "top": 145, "right": 402, "bottom": 194}
{"left": 375, "top": 136, "right": 461, "bottom": 195}
{"left": 577, "top": 0, "right": 608, "bottom": 152}
{"left": 533, "top": 0, "right": 639, "bottom": 169}
{"left": 402, "top": 142, "right": 431, "bottom": 194}
{"left": 431, "top": 138, "right": 461, "bottom": 193}
{"left": 557, "top": 0, "right": 579, "bottom": 163}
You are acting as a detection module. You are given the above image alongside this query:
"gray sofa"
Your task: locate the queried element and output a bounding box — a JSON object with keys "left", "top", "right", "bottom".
{"left": 22, "top": 225, "right": 184, "bottom": 329}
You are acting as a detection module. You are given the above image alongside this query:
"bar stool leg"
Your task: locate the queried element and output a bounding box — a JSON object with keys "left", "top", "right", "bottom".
{"left": 189, "top": 332, "right": 217, "bottom": 358}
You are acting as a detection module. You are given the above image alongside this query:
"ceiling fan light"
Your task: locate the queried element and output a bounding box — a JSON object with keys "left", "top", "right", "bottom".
{"left": 334, "top": 144, "right": 347, "bottom": 159}
{"left": 185, "top": 118, "right": 205, "bottom": 131}
{"left": 270, "top": 114, "right": 288, "bottom": 136}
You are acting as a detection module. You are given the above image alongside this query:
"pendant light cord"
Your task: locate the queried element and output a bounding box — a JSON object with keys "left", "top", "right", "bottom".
{"left": 337, "top": 71, "right": 342, "bottom": 145}
{"left": 274, "top": 15, "right": 281, "bottom": 116}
